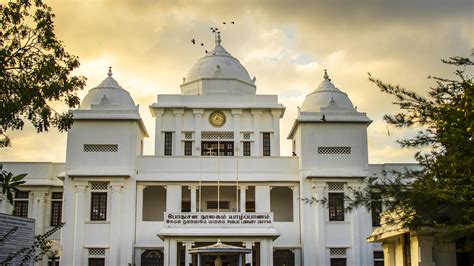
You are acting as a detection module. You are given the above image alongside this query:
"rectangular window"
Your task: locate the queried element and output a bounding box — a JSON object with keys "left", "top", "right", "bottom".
{"left": 243, "top": 142, "right": 251, "bottom": 156}
{"left": 201, "top": 141, "right": 234, "bottom": 156}
{"left": 88, "top": 258, "right": 105, "bottom": 266}
{"left": 51, "top": 192, "right": 63, "bottom": 226}
{"left": 14, "top": 201, "right": 28, "bottom": 218}
{"left": 13, "top": 191, "right": 29, "bottom": 218}
{"left": 164, "top": 132, "right": 172, "bottom": 156}
{"left": 184, "top": 141, "right": 192, "bottom": 156}
{"left": 329, "top": 193, "right": 344, "bottom": 221}
{"left": 90, "top": 192, "right": 107, "bottom": 221}
{"left": 374, "top": 251, "right": 384, "bottom": 266}
{"left": 371, "top": 193, "right": 382, "bottom": 226}
{"left": 48, "top": 259, "right": 60, "bottom": 266}
{"left": 330, "top": 258, "right": 347, "bottom": 266}
{"left": 262, "top": 133, "right": 271, "bottom": 156}
{"left": 206, "top": 201, "right": 230, "bottom": 210}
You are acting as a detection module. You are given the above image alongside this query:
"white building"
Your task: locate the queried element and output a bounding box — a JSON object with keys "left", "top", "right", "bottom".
{"left": 1, "top": 34, "right": 415, "bottom": 266}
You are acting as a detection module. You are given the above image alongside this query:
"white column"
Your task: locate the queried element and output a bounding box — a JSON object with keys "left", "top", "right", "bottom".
{"left": 255, "top": 186, "right": 270, "bottom": 212}
{"left": 109, "top": 183, "right": 122, "bottom": 265}
{"left": 174, "top": 109, "right": 184, "bottom": 156}
{"left": 351, "top": 184, "right": 361, "bottom": 266}
{"left": 164, "top": 238, "right": 170, "bottom": 266}
{"left": 232, "top": 109, "right": 242, "bottom": 155}
{"left": 193, "top": 109, "right": 204, "bottom": 156}
{"left": 137, "top": 185, "right": 145, "bottom": 222}
{"left": 168, "top": 239, "right": 178, "bottom": 266}
{"left": 292, "top": 186, "right": 299, "bottom": 223}
{"left": 32, "top": 191, "right": 47, "bottom": 235}
{"left": 251, "top": 110, "right": 262, "bottom": 156}
{"left": 260, "top": 239, "right": 273, "bottom": 266}
{"left": 73, "top": 184, "right": 86, "bottom": 266}
{"left": 240, "top": 186, "right": 247, "bottom": 213}
{"left": 183, "top": 241, "right": 194, "bottom": 266}
{"left": 293, "top": 248, "right": 302, "bottom": 266}
{"left": 166, "top": 185, "right": 182, "bottom": 212}
{"left": 243, "top": 241, "right": 254, "bottom": 265}
{"left": 154, "top": 109, "right": 164, "bottom": 156}
{"left": 190, "top": 186, "right": 197, "bottom": 212}
{"left": 271, "top": 109, "right": 281, "bottom": 156}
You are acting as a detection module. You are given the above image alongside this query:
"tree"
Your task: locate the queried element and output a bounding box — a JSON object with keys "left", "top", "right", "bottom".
{"left": 0, "top": 0, "right": 86, "bottom": 203}
{"left": 349, "top": 57, "right": 473, "bottom": 250}
{"left": 0, "top": 0, "right": 86, "bottom": 147}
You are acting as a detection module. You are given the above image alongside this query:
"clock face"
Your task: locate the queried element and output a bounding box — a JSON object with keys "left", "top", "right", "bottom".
{"left": 209, "top": 111, "right": 226, "bottom": 127}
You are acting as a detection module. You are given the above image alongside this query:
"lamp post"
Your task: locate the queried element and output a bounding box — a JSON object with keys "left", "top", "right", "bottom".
{"left": 46, "top": 240, "right": 62, "bottom": 266}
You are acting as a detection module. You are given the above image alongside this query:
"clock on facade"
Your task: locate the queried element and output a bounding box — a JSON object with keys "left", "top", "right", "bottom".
{"left": 209, "top": 111, "right": 226, "bottom": 127}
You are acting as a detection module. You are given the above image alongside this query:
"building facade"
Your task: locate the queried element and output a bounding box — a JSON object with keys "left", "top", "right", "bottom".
{"left": 1, "top": 34, "right": 415, "bottom": 266}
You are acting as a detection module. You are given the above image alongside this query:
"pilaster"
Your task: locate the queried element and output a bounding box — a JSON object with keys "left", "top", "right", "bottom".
{"left": 240, "top": 186, "right": 247, "bottom": 213}
{"left": 193, "top": 109, "right": 204, "bottom": 155}
{"left": 251, "top": 109, "right": 262, "bottom": 156}
{"left": 232, "top": 109, "right": 242, "bottom": 155}
{"left": 271, "top": 109, "right": 281, "bottom": 156}
{"left": 154, "top": 109, "right": 164, "bottom": 156}
{"left": 73, "top": 183, "right": 87, "bottom": 266}
{"left": 190, "top": 186, "right": 197, "bottom": 212}
{"left": 173, "top": 109, "right": 184, "bottom": 156}
{"left": 183, "top": 241, "right": 194, "bottom": 266}
{"left": 109, "top": 182, "right": 123, "bottom": 265}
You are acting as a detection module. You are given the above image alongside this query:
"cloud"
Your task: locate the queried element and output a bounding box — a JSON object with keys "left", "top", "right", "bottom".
{"left": 1, "top": 0, "right": 472, "bottom": 163}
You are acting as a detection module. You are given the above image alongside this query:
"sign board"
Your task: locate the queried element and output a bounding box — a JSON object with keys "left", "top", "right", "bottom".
{"left": 165, "top": 212, "right": 273, "bottom": 227}
{"left": 0, "top": 213, "right": 35, "bottom": 265}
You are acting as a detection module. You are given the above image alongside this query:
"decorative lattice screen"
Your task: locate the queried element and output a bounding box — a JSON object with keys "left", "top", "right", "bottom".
{"left": 317, "top": 146, "right": 351, "bottom": 154}
{"left": 329, "top": 248, "right": 347, "bottom": 256}
{"left": 184, "top": 132, "right": 193, "bottom": 140}
{"left": 242, "top": 132, "right": 251, "bottom": 140}
{"left": 91, "top": 182, "right": 108, "bottom": 191}
{"left": 201, "top": 132, "right": 234, "bottom": 140}
{"left": 84, "top": 144, "right": 118, "bottom": 152}
{"left": 327, "top": 183, "right": 345, "bottom": 191}
{"left": 88, "top": 248, "right": 105, "bottom": 257}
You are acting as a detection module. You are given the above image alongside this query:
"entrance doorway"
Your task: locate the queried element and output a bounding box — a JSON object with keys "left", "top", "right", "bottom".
{"left": 141, "top": 250, "right": 164, "bottom": 266}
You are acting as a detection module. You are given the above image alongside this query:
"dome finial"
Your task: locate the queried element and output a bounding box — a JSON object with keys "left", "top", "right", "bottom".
{"left": 215, "top": 31, "right": 222, "bottom": 46}
{"left": 108, "top": 67, "right": 113, "bottom": 77}
{"left": 323, "top": 69, "right": 329, "bottom": 80}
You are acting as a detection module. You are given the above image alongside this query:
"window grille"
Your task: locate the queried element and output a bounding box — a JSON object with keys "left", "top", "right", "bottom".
{"left": 91, "top": 182, "right": 108, "bottom": 191}
{"left": 318, "top": 146, "right": 351, "bottom": 154}
{"left": 329, "top": 248, "right": 347, "bottom": 256}
{"left": 262, "top": 132, "right": 271, "bottom": 156}
{"left": 84, "top": 144, "right": 118, "bottom": 152}
{"left": 51, "top": 192, "right": 63, "bottom": 226}
{"left": 327, "top": 182, "right": 344, "bottom": 191}
{"left": 242, "top": 132, "right": 251, "bottom": 140}
{"left": 329, "top": 193, "right": 345, "bottom": 221}
{"left": 90, "top": 192, "right": 107, "bottom": 221}
{"left": 164, "top": 132, "right": 172, "bottom": 156}
{"left": 184, "top": 132, "right": 193, "bottom": 140}
{"left": 201, "top": 132, "right": 234, "bottom": 140}
{"left": 88, "top": 248, "right": 106, "bottom": 257}
{"left": 15, "top": 191, "right": 29, "bottom": 199}
{"left": 13, "top": 201, "right": 28, "bottom": 218}
{"left": 243, "top": 142, "right": 251, "bottom": 156}
{"left": 184, "top": 141, "right": 192, "bottom": 156}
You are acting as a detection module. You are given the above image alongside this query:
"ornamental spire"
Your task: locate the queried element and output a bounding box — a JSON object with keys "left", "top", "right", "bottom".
{"left": 215, "top": 31, "right": 222, "bottom": 46}
{"left": 323, "top": 69, "right": 329, "bottom": 80}
{"left": 107, "top": 67, "right": 113, "bottom": 77}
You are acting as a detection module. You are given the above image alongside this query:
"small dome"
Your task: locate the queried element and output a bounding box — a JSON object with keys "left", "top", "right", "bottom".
{"left": 185, "top": 33, "right": 253, "bottom": 85}
{"left": 80, "top": 68, "right": 136, "bottom": 110}
{"left": 300, "top": 70, "right": 354, "bottom": 112}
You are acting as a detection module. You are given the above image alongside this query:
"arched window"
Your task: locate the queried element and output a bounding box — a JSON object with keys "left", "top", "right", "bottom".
{"left": 273, "top": 249, "right": 295, "bottom": 266}
{"left": 141, "top": 250, "right": 164, "bottom": 266}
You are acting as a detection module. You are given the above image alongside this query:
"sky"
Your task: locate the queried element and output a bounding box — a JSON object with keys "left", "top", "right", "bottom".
{"left": 1, "top": 0, "right": 473, "bottom": 163}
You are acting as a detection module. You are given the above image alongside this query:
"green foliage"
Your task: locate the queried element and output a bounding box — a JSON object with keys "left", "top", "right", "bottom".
{"left": 0, "top": 169, "right": 26, "bottom": 204}
{"left": 351, "top": 57, "right": 474, "bottom": 250}
{"left": 0, "top": 0, "right": 86, "bottom": 147}
{"left": 0, "top": 222, "right": 65, "bottom": 264}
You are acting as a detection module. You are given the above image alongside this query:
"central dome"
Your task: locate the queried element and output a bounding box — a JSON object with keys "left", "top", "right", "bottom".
{"left": 181, "top": 33, "right": 256, "bottom": 95}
